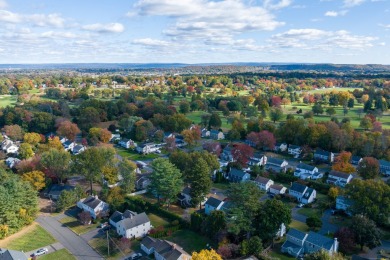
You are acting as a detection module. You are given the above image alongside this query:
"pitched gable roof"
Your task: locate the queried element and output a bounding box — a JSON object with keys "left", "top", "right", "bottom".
{"left": 82, "top": 196, "right": 103, "bottom": 209}
{"left": 297, "top": 163, "right": 316, "bottom": 171}
{"left": 0, "top": 248, "right": 28, "bottom": 260}
{"left": 290, "top": 182, "right": 307, "bottom": 194}
{"left": 267, "top": 157, "right": 285, "bottom": 166}
{"left": 306, "top": 231, "right": 334, "bottom": 250}
{"left": 119, "top": 212, "right": 150, "bottom": 230}
{"left": 254, "top": 176, "right": 271, "bottom": 185}
{"left": 205, "top": 197, "right": 224, "bottom": 208}
{"left": 329, "top": 170, "right": 352, "bottom": 180}
{"left": 270, "top": 184, "right": 285, "bottom": 191}
{"left": 287, "top": 228, "right": 307, "bottom": 241}
{"left": 314, "top": 149, "right": 331, "bottom": 156}
{"left": 229, "top": 168, "right": 248, "bottom": 179}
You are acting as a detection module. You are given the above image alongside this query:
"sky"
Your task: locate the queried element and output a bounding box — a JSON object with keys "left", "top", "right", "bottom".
{"left": 0, "top": 0, "right": 389, "bottom": 64}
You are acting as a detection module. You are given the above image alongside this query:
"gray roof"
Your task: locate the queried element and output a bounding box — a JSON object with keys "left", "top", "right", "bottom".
{"left": 270, "top": 184, "right": 285, "bottom": 191}
{"left": 109, "top": 211, "right": 123, "bottom": 224}
{"left": 297, "top": 163, "right": 316, "bottom": 171}
{"left": 267, "top": 157, "right": 285, "bottom": 166}
{"left": 289, "top": 145, "right": 301, "bottom": 150}
{"left": 120, "top": 212, "right": 150, "bottom": 230}
{"left": 306, "top": 231, "right": 334, "bottom": 250}
{"left": 205, "top": 197, "right": 224, "bottom": 208}
{"left": 141, "top": 236, "right": 157, "bottom": 249}
{"left": 281, "top": 240, "right": 303, "bottom": 256}
{"left": 182, "top": 186, "right": 191, "bottom": 195}
{"left": 144, "top": 238, "right": 190, "bottom": 260}
{"left": 304, "top": 188, "right": 315, "bottom": 199}
{"left": 290, "top": 182, "right": 307, "bottom": 194}
{"left": 210, "top": 130, "right": 220, "bottom": 135}
{"left": 82, "top": 196, "right": 104, "bottom": 209}
{"left": 46, "top": 184, "right": 75, "bottom": 197}
{"left": 314, "top": 149, "right": 331, "bottom": 156}
{"left": 329, "top": 170, "right": 351, "bottom": 180}
{"left": 254, "top": 176, "right": 271, "bottom": 185}
{"left": 379, "top": 159, "right": 390, "bottom": 167}
{"left": 73, "top": 145, "right": 84, "bottom": 152}
{"left": 287, "top": 228, "right": 307, "bottom": 241}
{"left": 0, "top": 248, "right": 28, "bottom": 260}
{"left": 229, "top": 168, "right": 249, "bottom": 179}
{"left": 351, "top": 156, "right": 362, "bottom": 163}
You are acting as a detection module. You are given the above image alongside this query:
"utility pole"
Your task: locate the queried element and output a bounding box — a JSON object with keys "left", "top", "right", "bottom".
{"left": 107, "top": 230, "right": 109, "bottom": 257}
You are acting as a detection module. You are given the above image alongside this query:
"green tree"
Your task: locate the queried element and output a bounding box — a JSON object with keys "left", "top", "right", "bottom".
{"left": 357, "top": 157, "right": 380, "bottom": 179}
{"left": 40, "top": 149, "right": 71, "bottom": 184}
{"left": 240, "top": 236, "right": 263, "bottom": 257}
{"left": 360, "top": 117, "right": 372, "bottom": 130}
{"left": 190, "top": 212, "right": 204, "bottom": 232}
{"left": 188, "top": 157, "right": 212, "bottom": 209}
{"left": 304, "top": 249, "right": 347, "bottom": 260}
{"left": 72, "top": 147, "right": 115, "bottom": 194}
{"left": 118, "top": 159, "right": 137, "bottom": 194}
{"left": 269, "top": 108, "right": 284, "bottom": 123}
{"left": 306, "top": 216, "right": 322, "bottom": 230}
{"left": 209, "top": 113, "right": 222, "bottom": 129}
{"left": 312, "top": 103, "right": 324, "bottom": 115}
{"left": 149, "top": 158, "right": 183, "bottom": 208}
{"left": 350, "top": 215, "right": 382, "bottom": 250}
{"left": 19, "top": 143, "right": 34, "bottom": 159}
{"left": 204, "top": 210, "right": 226, "bottom": 239}
{"left": 326, "top": 107, "right": 336, "bottom": 116}
{"left": 179, "top": 101, "right": 190, "bottom": 114}
{"left": 255, "top": 199, "right": 292, "bottom": 242}
{"left": 57, "top": 185, "right": 85, "bottom": 212}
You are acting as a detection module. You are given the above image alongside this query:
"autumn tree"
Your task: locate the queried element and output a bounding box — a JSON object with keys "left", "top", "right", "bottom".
{"left": 192, "top": 249, "right": 222, "bottom": 260}
{"left": 21, "top": 170, "right": 46, "bottom": 191}
{"left": 117, "top": 237, "right": 131, "bottom": 252}
{"left": 357, "top": 157, "right": 379, "bottom": 179}
{"left": 202, "top": 142, "right": 222, "bottom": 157}
{"left": 78, "top": 210, "right": 92, "bottom": 225}
{"left": 19, "top": 143, "right": 34, "bottom": 159}
{"left": 56, "top": 120, "right": 80, "bottom": 141}
{"left": 181, "top": 127, "right": 201, "bottom": 146}
{"left": 304, "top": 249, "right": 347, "bottom": 260}
{"left": 350, "top": 215, "right": 382, "bottom": 250}
{"left": 360, "top": 117, "right": 372, "bottom": 130}
{"left": 23, "top": 132, "right": 42, "bottom": 146}
{"left": 118, "top": 159, "right": 136, "bottom": 194}
{"left": 332, "top": 151, "right": 355, "bottom": 173}
{"left": 40, "top": 149, "right": 71, "bottom": 184}
{"left": 4, "top": 125, "right": 23, "bottom": 140}
{"left": 231, "top": 143, "right": 254, "bottom": 167}
{"left": 269, "top": 108, "right": 284, "bottom": 123}
{"left": 334, "top": 227, "right": 356, "bottom": 254}
{"left": 327, "top": 187, "right": 340, "bottom": 202}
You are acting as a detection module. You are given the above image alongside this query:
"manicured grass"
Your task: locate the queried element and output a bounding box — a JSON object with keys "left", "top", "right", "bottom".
{"left": 289, "top": 220, "right": 309, "bottom": 232}
{"left": 168, "top": 230, "right": 213, "bottom": 254}
{"left": 40, "top": 249, "right": 76, "bottom": 260}
{"left": 269, "top": 251, "right": 295, "bottom": 260}
{"left": 116, "top": 148, "right": 159, "bottom": 160}
{"left": 306, "top": 87, "right": 362, "bottom": 94}
{"left": 0, "top": 95, "right": 17, "bottom": 107}
{"left": 212, "top": 182, "right": 230, "bottom": 190}
{"left": 298, "top": 208, "right": 321, "bottom": 218}
{"left": 59, "top": 216, "right": 100, "bottom": 235}
{"left": 6, "top": 225, "right": 56, "bottom": 252}
{"left": 89, "top": 237, "right": 124, "bottom": 260}
{"left": 148, "top": 213, "right": 170, "bottom": 228}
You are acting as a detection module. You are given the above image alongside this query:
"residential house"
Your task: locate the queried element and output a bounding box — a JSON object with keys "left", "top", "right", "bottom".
{"left": 110, "top": 210, "right": 151, "bottom": 239}
{"left": 136, "top": 175, "right": 151, "bottom": 190}
{"left": 63, "top": 140, "right": 75, "bottom": 151}
{"left": 44, "top": 184, "right": 75, "bottom": 200}
{"left": 204, "top": 197, "right": 225, "bottom": 215}
{"left": 335, "top": 196, "right": 354, "bottom": 215}
{"left": 266, "top": 157, "right": 288, "bottom": 173}
{"left": 178, "top": 187, "right": 192, "bottom": 207}
{"left": 281, "top": 228, "right": 339, "bottom": 257}
{"left": 0, "top": 248, "right": 28, "bottom": 260}
{"left": 327, "top": 171, "right": 353, "bottom": 187}
{"left": 289, "top": 182, "right": 316, "bottom": 204}
{"left": 248, "top": 153, "right": 267, "bottom": 166}
{"left": 273, "top": 142, "right": 288, "bottom": 153}
{"left": 201, "top": 128, "right": 210, "bottom": 138}
{"left": 136, "top": 143, "right": 159, "bottom": 154}
{"left": 1, "top": 139, "right": 19, "bottom": 154}
{"left": 210, "top": 130, "right": 225, "bottom": 140}
{"left": 228, "top": 168, "right": 250, "bottom": 183}
{"left": 314, "top": 149, "right": 334, "bottom": 163}
{"left": 294, "top": 163, "right": 321, "bottom": 180}
{"left": 288, "top": 145, "right": 302, "bottom": 158}
{"left": 110, "top": 133, "right": 121, "bottom": 142}
{"left": 5, "top": 157, "right": 20, "bottom": 169}
{"left": 350, "top": 156, "right": 362, "bottom": 166}
{"left": 269, "top": 184, "right": 287, "bottom": 195}
{"left": 253, "top": 176, "right": 274, "bottom": 192}
{"left": 164, "top": 132, "right": 175, "bottom": 140}
{"left": 77, "top": 195, "right": 109, "bottom": 219}
{"left": 59, "top": 136, "right": 68, "bottom": 144}
{"left": 276, "top": 223, "right": 287, "bottom": 238}
{"left": 379, "top": 159, "right": 390, "bottom": 176}
{"left": 119, "top": 138, "right": 136, "bottom": 149}
{"left": 220, "top": 145, "right": 234, "bottom": 162}
{"left": 72, "top": 144, "right": 86, "bottom": 155}
{"left": 141, "top": 236, "right": 191, "bottom": 260}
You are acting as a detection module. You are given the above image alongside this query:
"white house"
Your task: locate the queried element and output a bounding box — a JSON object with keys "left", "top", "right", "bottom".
{"left": 249, "top": 153, "right": 267, "bottom": 166}
{"left": 210, "top": 130, "right": 225, "bottom": 140}
{"left": 111, "top": 211, "right": 151, "bottom": 239}
{"left": 2, "top": 139, "right": 19, "bottom": 154}
{"left": 204, "top": 197, "right": 225, "bottom": 215}
{"left": 141, "top": 237, "right": 191, "bottom": 260}
{"left": 110, "top": 133, "right": 121, "bottom": 142}
{"left": 294, "top": 163, "right": 320, "bottom": 180}
{"left": 201, "top": 128, "right": 210, "bottom": 138}
{"left": 288, "top": 145, "right": 302, "bottom": 158}
{"left": 5, "top": 157, "right": 20, "bottom": 168}
{"left": 289, "top": 182, "right": 316, "bottom": 204}
{"left": 72, "top": 144, "right": 86, "bottom": 155}
{"left": 136, "top": 143, "right": 159, "bottom": 154}
{"left": 269, "top": 184, "right": 287, "bottom": 195}
{"left": 119, "top": 139, "right": 136, "bottom": 149}
{"left": 314, "top": 149, "right": 334, "bottom": 163}
{"left": 63, "top": 140, "right": 75, "bottom": 151}
{"left": 77, "top": 195, "right": 109, "bottom": 219}
{"left": 253, "top": 176, "right": 274, "bottom": 192}
{"left": 326, "top": 171, "right": 353, "bottom": 187}
{"left": 266, "top": 157, "right": 289, "bottom": 173}
{"left": 274, "top": 143, "right": 288, "bottom": 153}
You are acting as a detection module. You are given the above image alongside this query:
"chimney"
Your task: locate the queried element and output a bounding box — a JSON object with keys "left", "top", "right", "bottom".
{"left": 334, "top": 237, "right": 339, "bottom": 253}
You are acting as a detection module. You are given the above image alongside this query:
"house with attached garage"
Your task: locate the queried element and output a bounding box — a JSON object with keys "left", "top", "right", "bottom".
{"left": 288, "top": 145, "right": 302, "bottom": 158}
{"left": 294, "top": 163, "right": 321, "bottom": 180}
{"left": 228, "top": 168, "right": 250, "bottom": 183}
{"left": 350, "top": 156, "right": 362, "bottom": 166}
{"left": 1, "top": 139, "right": 19, "bottom": 154}
{"left": 204, "top": 197, "right": 225, "bottom": 215}
{"left": 379, "top": 159, "right": 390, "bottom": 176}
{"left": 273, "top": 142, "right": 288, "bottom": 153}
{"left": 326, "top": 170, "right": 353, "bottom": 187}
{"left": 253, "top": 176, "right": 274, "bottom": 192}
{"left": 141, "top": 236, "right": 191, "bottom": 260}
{"left": 269, "top": 184, "right": 287, "bottom": 195}
{"left": 210, "top": 130, "right": 225, "bottom": 140}
{"left": 0, "top": 248, "right": 28, "bottom": 260}
{"left": 281, "top": 228, "right": 339, "bottom": 258}
{"left": 77, "top": 195, "right": 110, "bottom": 219}
{"left": 289, "top": 182, "right": 316, "bottom": 204}
{"left": 44, "top": 184, "right": 75, "bottom": 200}
{"left": 119, "top": 138, "right": 136, "bottom": 149}
{"left": 314, "top": 149, "right": 334, "bottom": 163}
{"left": 266, "top": 157, "right": 289, "bottom": 173}
{"left": 63, "top": 140, "right": 75, "bottom": 151}
{"left": 110, "top": 210, "right": 151, "bottom": 239}
{"left": 248, "top": 153, "right": 267, "bottom": 166}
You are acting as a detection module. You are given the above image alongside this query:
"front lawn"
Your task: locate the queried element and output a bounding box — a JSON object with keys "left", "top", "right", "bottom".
{"left": 148, "top": 213, "right": 170, "bottom": 228}
{"left": 59, "top": 216, "right": 100, "bottom": 235}
{"left": 89, "top": 236, "right": 129, "bottom": 260}
{"left": 116, "top": 148, "right": 159, "bottom": 160}
{"left": 168, "top": 230, "right": 213, "bottom": 254}
{"left": 269, "top": 251, "right": 295, "bottom": 260}
{"left": 40, "top": 249, "right": 76, "bottom": 260}
{"left": 212, "top": 182, "right": 230, "bottom": 190}
{"left": 289, "top": 220, "right": 309, "bottom": 232}
{"left": 5, "top": 224, "right": 56, "bottom": 252}
{"left": 297, "top": 207, "right": 321, "bottom": 218}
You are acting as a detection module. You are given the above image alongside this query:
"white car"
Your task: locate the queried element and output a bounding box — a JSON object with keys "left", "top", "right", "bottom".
{"left": 33, "top": 248, "right": 48, "bottom": 256}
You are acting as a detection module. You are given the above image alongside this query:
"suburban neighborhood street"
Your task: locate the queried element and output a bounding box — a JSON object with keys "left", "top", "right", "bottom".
{"left": 36, "top": 216, "right": 103, "bottom": 260}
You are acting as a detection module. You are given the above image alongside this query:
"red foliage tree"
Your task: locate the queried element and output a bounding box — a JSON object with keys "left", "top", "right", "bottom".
{"left": 257, "top": 130, "right": 276, "bottom": 150}
{"left": 357, "top": 157, "right": 380, "bottom": 179}
{"left": 202, "top": 142, "right": 222, "bottom": 157}
{"left": 56, "top": 120, "right": 81, "bottom": 141}
{"left": 372, "top": 121, "right": 382, "bottom": 132}
{"left": 78, "top": 210, "right": 92, "bottom": 225}
{"left": 334, "top": 227, "right": 356, "bottom": 254}
{"left": 271, "top": 96, "right": 282, "bottom": 107}
{"left": 231, "top": 143, "right": 254, "bottom": 167}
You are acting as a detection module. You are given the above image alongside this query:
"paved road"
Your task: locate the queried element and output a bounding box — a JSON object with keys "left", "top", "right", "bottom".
{"left": 318, "top": 209, "right": 339, "bottom": 235}
{"left": 359, "top": 240, "right": 390, "bottom": 259}
{"left": 37, "top": 216, "right": 103, "bottom": 260}
{"left": 291, "top": 207, "right": 307, "bottom": 223}
{"left": 25, "top": 242, "right": 64, "bottom": 258}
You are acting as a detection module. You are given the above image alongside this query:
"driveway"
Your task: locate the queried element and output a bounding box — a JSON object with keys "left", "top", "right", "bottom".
{"left": 318, "top": 209, "right": 339, "bottom": 235}
{"left": 291, "top": 207, "right": 307, "bottom": 223}
{"left": 36, "top": 216, "right": 103, "bottom": 260}
{"left": 25, "top": 242, "right": 64, "bottom": 258}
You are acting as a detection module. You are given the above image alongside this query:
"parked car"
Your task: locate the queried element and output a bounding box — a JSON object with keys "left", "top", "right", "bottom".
{"left": 32, "top": 248, "right": 48, "bottom": 256}
{"left": 127, "top": 252, "right": 142, "bottom": 260}
{"left": 99, "top": 222, "right": 108, "bottom": 228}
{"left": 297, "top": 203, "right": 304, "bottom": 208}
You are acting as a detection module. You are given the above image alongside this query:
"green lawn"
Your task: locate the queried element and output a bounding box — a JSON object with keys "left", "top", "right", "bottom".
{"left": 59, "top": 216, "right": 100, "bottom": 235}
{"left": 212, "top": 182, "right": 230, "bottom": 190}
{"left": 168, "top": 230, "right": 213, "bottom": 254}
{"left": 289, "top": 220, "right": 309, "bottom": 232}
{"left": 269, "top": 251, "right": 295, "bottom": 260}
{"left": 40, "top": 249, "right": 76, "bottom": 260}
{"left": 148, "top": 213, "right": 170, "bottom": 228}
{"left": 0, "top": 95, "right": 17, "bottom": 108}
{"left": 89, "top": 236, "right": 128, "bottom": 260}
{"left": 5, "top": 225, "right": 56, "bottom": 252}
{"left": 116, "top": 148, "right": 159, "bottom": 160}
{"left": 297, "top": 208, "right": 321, "bottom": 218}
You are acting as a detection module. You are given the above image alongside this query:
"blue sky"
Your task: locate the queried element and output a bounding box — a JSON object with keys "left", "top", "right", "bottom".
{"left": 0, "top": 0, "right": 389, "bottom": 64}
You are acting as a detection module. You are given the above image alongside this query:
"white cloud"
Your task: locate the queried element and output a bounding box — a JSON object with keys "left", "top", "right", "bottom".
{"left": 41, "top": 31, "right": 78, "bottom": 39}
{"left": 82, "top": 23, "right": 125, "bottom": 33}
{"left": 379, "top": 23, "right": 390, "bottom": 28}
{"left": 133, "top": 0, "right": 284, "bottom": 43}
{"left": 343, "top": 0, "right": 366, "bottom": 7}
{"left": 325, "top": 10, "right": 348, "bottom": 16}
{"left": 0, "top": 10, "right": 65, "bottom": 27}
{"left": 263, "top": 0, "right": 293, "bottom": 10}
{"left": 132, "top": 38, "right": 171, "bottom": 47}
{"left": 0, "top": 0, "right": 7, "bottom": 8}
{"left": 0, "top": 10, "right": 23, "bottom": 23}
{"left": 270, "top": 29, "right": 377, "bottom": 50}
